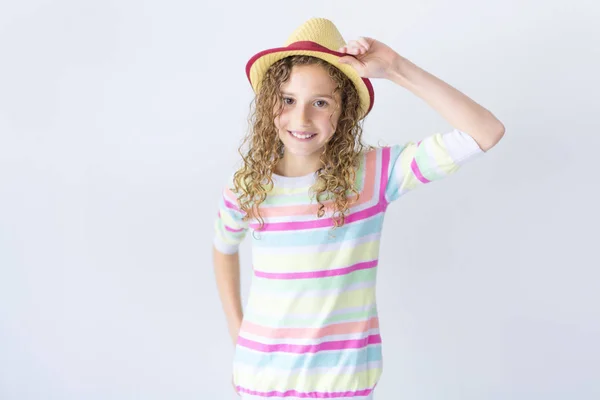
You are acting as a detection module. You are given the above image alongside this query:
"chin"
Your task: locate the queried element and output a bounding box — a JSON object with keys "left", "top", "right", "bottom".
{"left": 282, "top": 144, "right": 323, "bottom": 157}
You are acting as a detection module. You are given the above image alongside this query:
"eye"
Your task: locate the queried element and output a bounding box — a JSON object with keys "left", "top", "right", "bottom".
{"left": 282, "top": 97, "right": 329, "bottom": 108}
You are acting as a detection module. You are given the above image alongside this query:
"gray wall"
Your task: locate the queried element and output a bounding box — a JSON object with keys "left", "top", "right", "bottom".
{"left": 1, "top": 1, "right": 598, "bottom": 399}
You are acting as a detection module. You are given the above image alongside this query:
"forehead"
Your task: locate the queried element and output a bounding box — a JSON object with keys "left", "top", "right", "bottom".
{"left": 280, "top": 64, "right": 337, "bottom": 95}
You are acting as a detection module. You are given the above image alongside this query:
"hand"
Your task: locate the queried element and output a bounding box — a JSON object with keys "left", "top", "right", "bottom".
{"left": 337, "top": 37, "right": 401, "bottom": 80}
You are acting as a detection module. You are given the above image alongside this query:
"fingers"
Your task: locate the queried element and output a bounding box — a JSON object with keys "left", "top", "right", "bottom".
{"left": 347, "top": 40, "right": 366, "bottom": 55}
{"left": 356, "top": 36, "right": 371, "bottom": 51}
{"left": 338, "top": 45, "right": 357, "bottom": 55}
{"left": 338, "top": 44, "right": 363, "bottom": 55}
{"left": 338, "top": 37, "right": 370, "bottom": 55}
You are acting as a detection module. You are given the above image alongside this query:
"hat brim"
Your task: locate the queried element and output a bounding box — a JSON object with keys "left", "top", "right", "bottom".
{"left": 246, "top": 41, "right": 374, "bottom": 119}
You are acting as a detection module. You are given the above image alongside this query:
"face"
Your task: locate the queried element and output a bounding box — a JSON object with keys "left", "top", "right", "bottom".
{"left": 273, "top": 64, "right": 342, "bottom": 158}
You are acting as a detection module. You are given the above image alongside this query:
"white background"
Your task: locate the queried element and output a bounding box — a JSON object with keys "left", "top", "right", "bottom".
{"left": 1, "top": 1, "right": 599, "bottom": 399}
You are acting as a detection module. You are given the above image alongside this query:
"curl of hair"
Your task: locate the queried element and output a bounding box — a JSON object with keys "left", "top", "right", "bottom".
{"left": 233, "top": 55, "right": 373, "bottom": 231}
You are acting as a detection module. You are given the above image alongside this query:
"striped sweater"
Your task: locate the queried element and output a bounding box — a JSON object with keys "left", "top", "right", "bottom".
{"left": 213, "top": 129, "right": 484, "bottom": 399}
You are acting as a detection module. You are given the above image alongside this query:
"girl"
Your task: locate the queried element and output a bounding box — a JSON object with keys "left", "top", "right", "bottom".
{"left": 212, "top": 18, "right": 504, "bottom": 399}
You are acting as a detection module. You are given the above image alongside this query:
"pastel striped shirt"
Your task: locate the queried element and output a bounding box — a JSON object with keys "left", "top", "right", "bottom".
{"left": 213, "top": 129, "right": 484, "bottom": 399}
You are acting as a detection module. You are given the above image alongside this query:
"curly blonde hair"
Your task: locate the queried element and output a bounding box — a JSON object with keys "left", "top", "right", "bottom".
{"left": 233, "top": 55, "right": 373, "bottom": 231}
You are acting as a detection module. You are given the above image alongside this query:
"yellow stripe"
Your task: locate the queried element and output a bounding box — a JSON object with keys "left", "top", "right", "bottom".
{"left": 214, "top": 219, "right": 244, "bottom": 245}
{"left": 398, "top": 143, "right": 419, "bottom": 190}
{"left": 234, "top": 366, "right": 382, "bottom": 392}
{"left": 426, "top": 134, "right": 458, "bottom": 176}
{"left": 253, "top": 240, "right": 379, "bottom": 273}
{"left": 248, "top": 287, "right": 375, "bottom": 315}
{"left": 219, "top": 208, "right": 246, "bottom": 230}
{"left": 269, "top": 185, "right": 314, "bottom": 195}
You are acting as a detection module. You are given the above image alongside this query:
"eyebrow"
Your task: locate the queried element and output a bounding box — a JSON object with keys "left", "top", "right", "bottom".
{"left": 281, "top": 92, "right": 336, "bottom": 100}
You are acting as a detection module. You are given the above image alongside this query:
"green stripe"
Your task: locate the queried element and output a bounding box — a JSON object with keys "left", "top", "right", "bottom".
{"left": 252, "top": 267, "right": 376, "bottom": 292}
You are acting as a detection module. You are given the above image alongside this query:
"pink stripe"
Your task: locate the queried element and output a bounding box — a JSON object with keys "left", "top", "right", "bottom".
{"left": 249, "top": 202, "right": 385, "bottom": 232}
{"left": 237, "top": 333, "right": 381, "bottom": 354}
{"left": 219, "top": 204, "right": 244, "bottom": 231}
{"left": 254, "top": 259, "right": 377, "bottom": 279}
{"left": 241, "top": 317, "right": 379, "bottom": 340}
{"left": 410, "top": 141, "right": 430, "bottom": 183}
{"left": 259, "top": 150, "right": 377, "bottom": 218}
{"left": 379, "top": 147, "right": 390, "bottom": 205}
{"left": 410, "top": 158, "right": 430, "bottom": 183}
{"left": 244, "top": 147, "right": 393, "bottom": 231}
{"left": 218, "top": 210, "right": 244, "bottom": 232}
{"left": 224, "top": 198, "right": 241, "bottom": 212}
{"left": 236, "top": 386, "right": 375, "bottom": 398}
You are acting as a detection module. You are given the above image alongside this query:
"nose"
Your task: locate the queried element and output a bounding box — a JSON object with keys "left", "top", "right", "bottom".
{"left": 291, "top": 103, "right": 312, "bottom": 127}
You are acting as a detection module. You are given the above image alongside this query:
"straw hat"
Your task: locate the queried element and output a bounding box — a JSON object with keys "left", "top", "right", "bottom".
{"left": 245, "top": 17, "right": 375, "bottom": 119}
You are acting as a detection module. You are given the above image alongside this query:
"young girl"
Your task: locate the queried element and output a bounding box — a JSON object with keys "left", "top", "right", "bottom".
{"left": 212, "top": 18, "right": 504, "bottom": 399}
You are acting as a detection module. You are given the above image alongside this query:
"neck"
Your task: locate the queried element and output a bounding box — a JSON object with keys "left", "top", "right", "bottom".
{"left": 274, "top": 152, "right": 322, "bottom": 177}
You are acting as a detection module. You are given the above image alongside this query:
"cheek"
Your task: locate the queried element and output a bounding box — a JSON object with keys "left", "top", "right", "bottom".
{"left": 326, "top": 114, "right": 340, "bottom": 134}
{"left": 274, "top": 113, "right": 288, "bottom": 131}
{"left": 323, "top": 115, "right": 341, "bottom": 141}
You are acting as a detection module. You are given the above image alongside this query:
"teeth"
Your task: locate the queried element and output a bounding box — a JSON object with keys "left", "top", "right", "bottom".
{"left": 290, "top": 131, "right": 316, "bottom": 139}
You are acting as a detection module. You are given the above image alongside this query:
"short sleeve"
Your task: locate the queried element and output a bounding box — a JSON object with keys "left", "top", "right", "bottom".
{"left": 213, "top": 175, "right": 249, "bottom": 254}
{"left": 384, "top": 128, "right": 484, "bottom": 203}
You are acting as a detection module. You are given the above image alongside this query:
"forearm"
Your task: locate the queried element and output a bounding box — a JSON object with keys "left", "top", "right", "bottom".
{"left": 386, "top": 55, "right": 505, "bottom": 151}
{"left": 212, "top": 245, "right": 244, "bottom": 346}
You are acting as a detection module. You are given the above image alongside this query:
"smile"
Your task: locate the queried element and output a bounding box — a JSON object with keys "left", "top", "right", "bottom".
{"left": 288, "top": 131, "right": 317, "bottom": 140}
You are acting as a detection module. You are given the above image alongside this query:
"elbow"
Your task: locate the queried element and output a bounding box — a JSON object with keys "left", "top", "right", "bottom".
{"left": 478, "top": 121, "right": 505, "bottom": 152}
{"left": 495, "top": 120, "right": 506, "bottom": 139}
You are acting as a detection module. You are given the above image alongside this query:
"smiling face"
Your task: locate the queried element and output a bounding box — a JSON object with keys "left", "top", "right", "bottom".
{"left": 273, "top": 64, "right": 342, "bottom": 161}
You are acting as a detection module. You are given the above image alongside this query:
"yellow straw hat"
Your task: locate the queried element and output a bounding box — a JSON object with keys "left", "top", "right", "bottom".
{"left": 245, "top": 17, "right": 375, "bottom": 119}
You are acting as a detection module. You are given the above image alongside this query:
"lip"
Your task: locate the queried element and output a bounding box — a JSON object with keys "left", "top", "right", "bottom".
{"left": 288, "top": 130, "right": 317, "bottom": 135}
{"left": 288, "top": 130, "right": 317, "bottom": 140}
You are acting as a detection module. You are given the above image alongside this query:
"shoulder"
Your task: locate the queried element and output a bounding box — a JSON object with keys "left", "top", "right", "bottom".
{"left": 361, "top": 144, "right": 405, "bottom": 170}
{"left": 220, "top": 169, "right": 243, "bottom": 203}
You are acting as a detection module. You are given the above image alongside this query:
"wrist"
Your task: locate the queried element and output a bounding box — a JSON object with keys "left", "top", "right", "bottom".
{"left": 386, "top": 54, "right": 417, "bottom": 87}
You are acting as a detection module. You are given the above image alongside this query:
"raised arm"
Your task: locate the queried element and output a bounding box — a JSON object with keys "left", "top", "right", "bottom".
{"left": 338, "top": 36, "right": 505, "bottom": 152}
{"left": 386, "top": 55, "right": 505, "bottom": 152}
